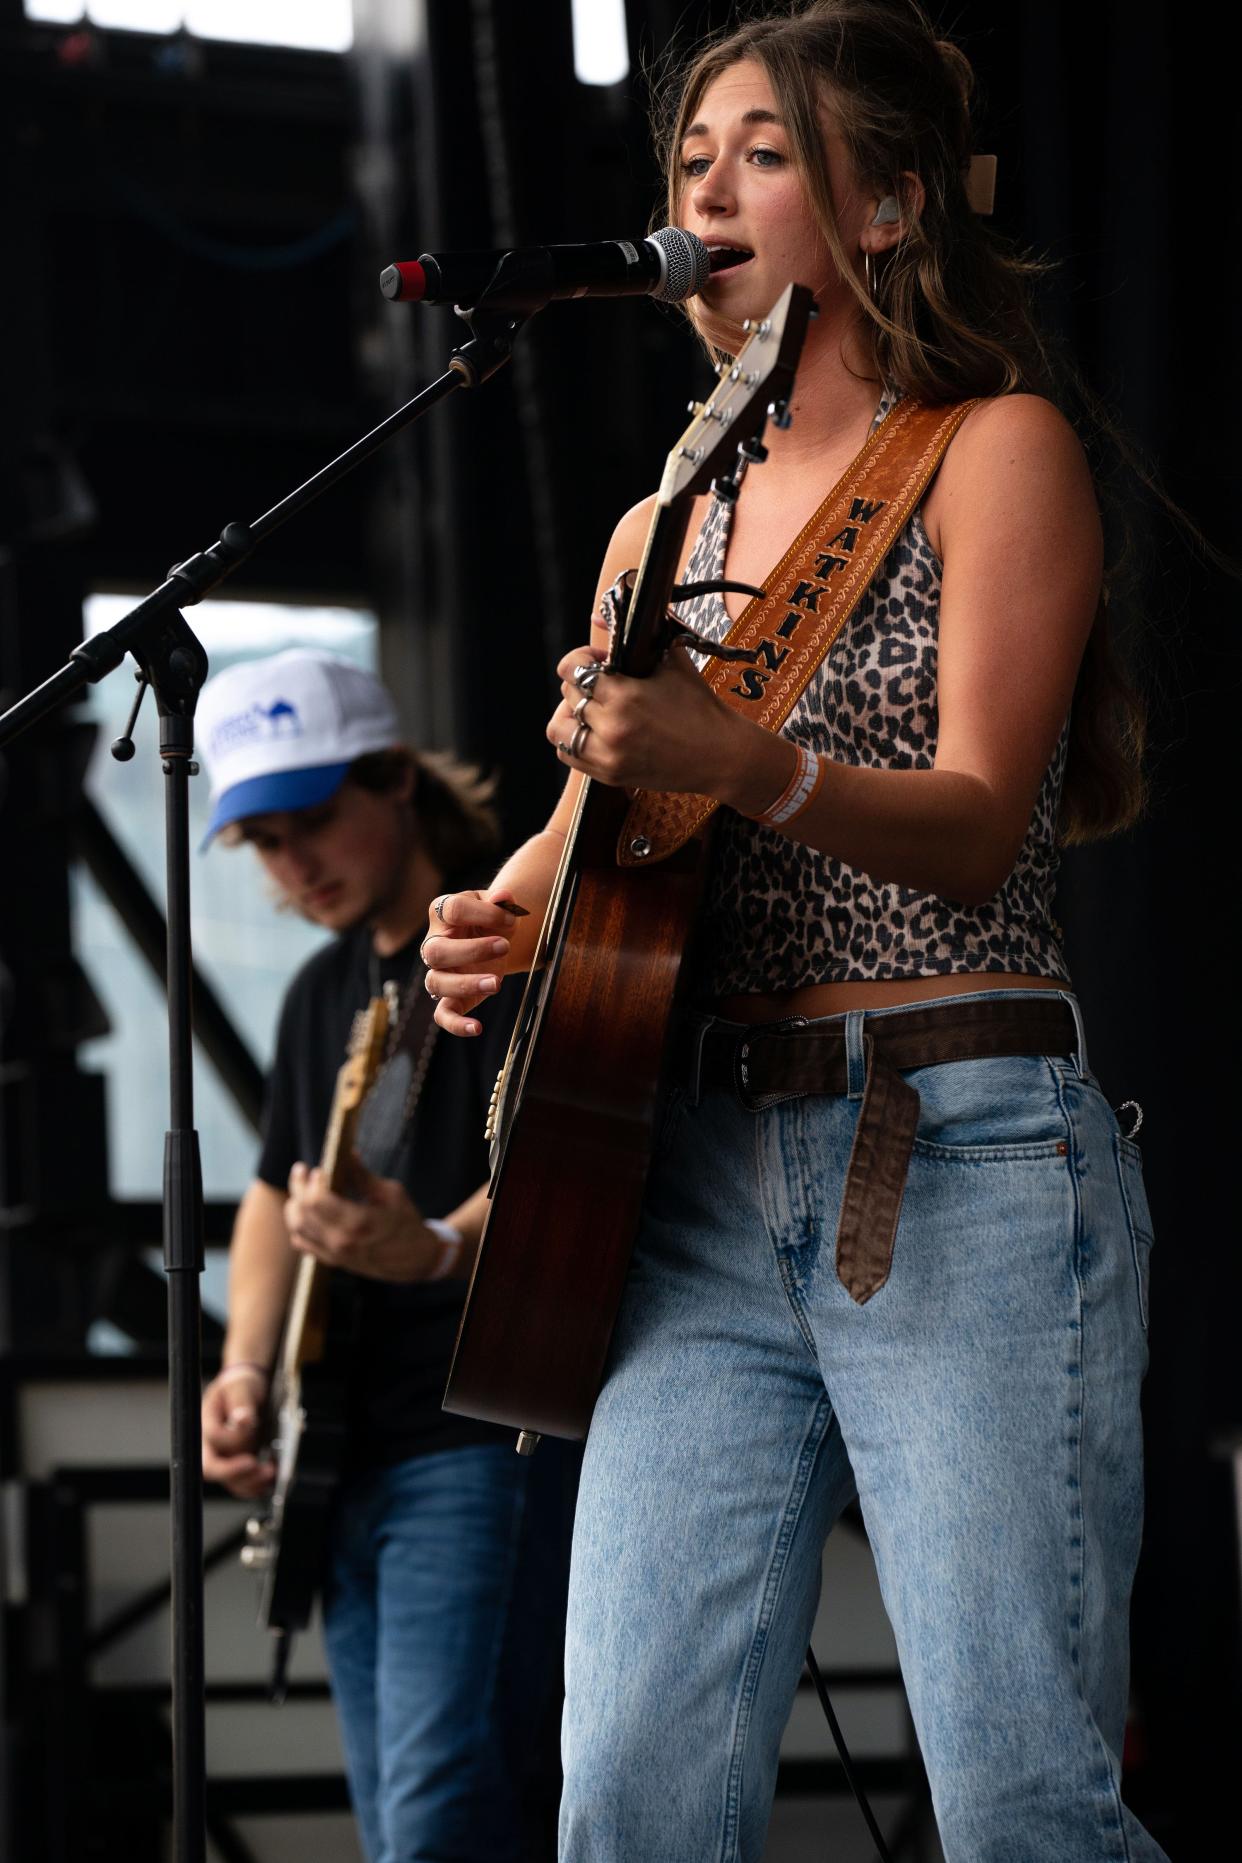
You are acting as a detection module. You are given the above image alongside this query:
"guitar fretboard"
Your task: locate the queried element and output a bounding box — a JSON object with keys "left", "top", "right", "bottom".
{"left": 279, "top": 1004, "right": 387, "bottom": 1379}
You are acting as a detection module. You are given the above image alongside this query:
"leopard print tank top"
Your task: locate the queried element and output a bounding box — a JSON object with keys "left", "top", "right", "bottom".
{"left": 676, "top": 389, "right": 1071, "bottom": 994}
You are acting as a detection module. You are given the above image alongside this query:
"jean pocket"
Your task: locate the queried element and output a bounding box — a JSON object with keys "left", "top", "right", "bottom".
{"left": 907, "top": 1053, "right": 1068, "bottom": 1159}
{"left": 1115, "top": 1134, "right": 1155, "bottom": 1329}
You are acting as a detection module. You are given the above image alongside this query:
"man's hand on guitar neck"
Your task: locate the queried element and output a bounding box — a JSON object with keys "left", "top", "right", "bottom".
{"left": 284, "top": 1161, "right": 479, "bottom": 1283}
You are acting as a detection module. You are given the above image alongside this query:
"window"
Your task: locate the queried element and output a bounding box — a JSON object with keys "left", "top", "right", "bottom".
{"left": 24, "top": 0, "right": 352, "bottom": 55}
{"left": 73, "top": 595, "right": 377, "bottom": 1202}
{"left": 571, "top": 0, "right": 628, "bottom": 87}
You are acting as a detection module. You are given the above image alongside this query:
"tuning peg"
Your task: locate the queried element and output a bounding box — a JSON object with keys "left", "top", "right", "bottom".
{"left": 741, "top": 436, "right": 769, "bottom": 465}
{"left": 686, "top": 400, "right": 706, "bottom": 416}
{"left": 768, "top": 399, "right": 793, "bottom": 431}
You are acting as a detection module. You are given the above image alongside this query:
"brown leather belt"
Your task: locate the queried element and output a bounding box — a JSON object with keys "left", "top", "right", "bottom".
{"left": 670, "top": 995, "right": 1078, "bottom": 1306}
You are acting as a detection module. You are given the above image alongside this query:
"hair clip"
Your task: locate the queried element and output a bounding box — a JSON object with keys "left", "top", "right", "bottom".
{"left": 966, "top": 154, "right": 997, "bottom": 215}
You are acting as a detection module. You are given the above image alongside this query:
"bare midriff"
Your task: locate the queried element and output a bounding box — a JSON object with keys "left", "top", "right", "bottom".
{"left": 708, "top": 971, "right": 1067, "bottom": 1025}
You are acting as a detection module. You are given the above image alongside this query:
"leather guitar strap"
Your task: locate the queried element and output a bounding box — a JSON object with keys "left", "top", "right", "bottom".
{"left": 617, "top": 396, "right": 978, "bottom": 867}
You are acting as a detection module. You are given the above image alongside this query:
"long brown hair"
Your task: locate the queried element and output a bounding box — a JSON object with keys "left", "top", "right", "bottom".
{"left": 349, "top": 748, "right": 502, "bottom": 876}
{"left": 653, "top": 0, "right": 1145, "bottom": 843}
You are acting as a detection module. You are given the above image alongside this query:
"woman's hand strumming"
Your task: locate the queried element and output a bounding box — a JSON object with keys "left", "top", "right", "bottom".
{"left": 422, "top": 890, "right": 522, "bottom": 1038}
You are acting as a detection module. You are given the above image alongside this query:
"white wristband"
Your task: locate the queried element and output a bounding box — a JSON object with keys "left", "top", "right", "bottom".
{"left": 747, "top": 743, "right": 827, "bottom": 827}
{"left": 424, "top": 1217, "right": 468, "bottom": 1282}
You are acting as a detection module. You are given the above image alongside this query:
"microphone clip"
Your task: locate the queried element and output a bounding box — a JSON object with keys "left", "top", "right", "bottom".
{"left": 458, "top": 247, "right": 558, "bottom": 319}
{"left": 448, "top": 301, "right": 533, "bottom": 389}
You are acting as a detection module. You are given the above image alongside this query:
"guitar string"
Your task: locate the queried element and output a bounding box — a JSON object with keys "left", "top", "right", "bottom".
{"left": 368, "top": 947, "right": 439, "bottom": 1133}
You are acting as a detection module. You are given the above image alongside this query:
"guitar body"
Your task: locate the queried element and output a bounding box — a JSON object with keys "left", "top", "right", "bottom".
{"left": 253, "top": 1276, "right": 361, "bottom": 1633}
{"left": 445, "top": 784, "right": 709, "bottom": 1439}
{"left": 241, "top": 996, "right": 392, "bottom": 1645}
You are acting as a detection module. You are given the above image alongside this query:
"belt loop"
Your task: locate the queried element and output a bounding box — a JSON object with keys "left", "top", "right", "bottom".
{"left": 686, "top": 1014, "right": 712, "bottom": 1108}
{"left": 1062, "top": 992, "right": 1089, "bottom": 1079}
{"left": 845, "top": 1010, "right": 867, "bottom": 1100}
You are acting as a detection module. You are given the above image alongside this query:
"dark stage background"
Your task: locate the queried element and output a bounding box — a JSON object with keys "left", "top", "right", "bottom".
{"left": 1, "top": 1, "right": 1237, "bottom": 1855}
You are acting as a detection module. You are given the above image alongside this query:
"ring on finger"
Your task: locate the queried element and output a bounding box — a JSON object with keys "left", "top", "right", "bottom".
{"left": 572, "top": 661, "right": 601, "bottom": 695}
{"left": 569, "top": 721, "right": 591, "bottom": 761}
{"left": 424, "top": 975, "right": 439, "bottom": 999}
{"left": 571, "top": 692, "right": 592, "bottom": 723}
{"left": 433, "top": 894, "right": 450, "bottom": 924}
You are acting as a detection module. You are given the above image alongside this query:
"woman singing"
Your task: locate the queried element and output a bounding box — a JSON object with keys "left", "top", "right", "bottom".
{"left": 423, "top": 3, "right": 1166, "bottom": 1856}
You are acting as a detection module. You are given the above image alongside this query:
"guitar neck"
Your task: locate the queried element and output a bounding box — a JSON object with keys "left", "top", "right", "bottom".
{"left": 609, "top": 502, "right": 694, "bottom": 679}
{"left": 526, "top": 499, "right": 693, "bottom": 971}
{"left": 279, "top": 1086, "right": 369, "bottom": 1379}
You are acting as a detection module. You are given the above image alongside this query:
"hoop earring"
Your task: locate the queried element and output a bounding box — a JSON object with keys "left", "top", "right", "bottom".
{"left": 863, "top": 251, "right": 878, "bottom": 303}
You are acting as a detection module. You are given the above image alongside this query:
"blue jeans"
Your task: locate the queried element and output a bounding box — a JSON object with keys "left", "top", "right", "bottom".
{"left": 323, "top": 1441, "right": 573, "bottom": 1863}
{"left": 560, "top": 991, "right": 1167, "bottom": 1862}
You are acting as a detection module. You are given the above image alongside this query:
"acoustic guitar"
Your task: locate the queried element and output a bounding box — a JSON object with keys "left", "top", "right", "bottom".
{"left": 240, "top": 995, "right": 390, "bottom": 1693}
{"left": 444, "top": 284, "right": 813, "bottom": 1448}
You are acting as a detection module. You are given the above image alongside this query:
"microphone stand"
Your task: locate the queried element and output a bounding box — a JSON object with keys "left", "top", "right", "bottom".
{"left": 0, "top": 302, "right": 531, "bottom": 1863}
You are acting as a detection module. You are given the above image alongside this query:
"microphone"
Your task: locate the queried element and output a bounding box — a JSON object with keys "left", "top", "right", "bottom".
{"left": 379, "top": 228, "right": 715, "bottom": 312}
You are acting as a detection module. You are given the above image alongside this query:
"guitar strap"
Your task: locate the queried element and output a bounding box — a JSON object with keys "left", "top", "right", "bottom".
{"left": 616, "top": 395, "right": 978, "bottom": 867}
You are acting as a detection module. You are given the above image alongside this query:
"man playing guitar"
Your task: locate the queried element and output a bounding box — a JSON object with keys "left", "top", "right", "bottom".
{"left": 198, "top": 648, "right": 572, "bottom": 1863}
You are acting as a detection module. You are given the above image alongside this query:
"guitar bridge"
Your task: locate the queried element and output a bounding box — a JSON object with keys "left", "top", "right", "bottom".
{"left": 484, "top": 1064, "right": 506, "bottom": 1144}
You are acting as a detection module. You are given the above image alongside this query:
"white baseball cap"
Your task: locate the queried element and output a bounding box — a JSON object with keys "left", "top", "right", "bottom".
{"left": 197, "top": 649, "right": 400, "bottom": 846}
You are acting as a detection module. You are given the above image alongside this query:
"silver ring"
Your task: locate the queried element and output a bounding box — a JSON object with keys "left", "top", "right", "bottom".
{"left": 424, "top": 975, "right": 439, "bottom": 999}
{"left": 433, "top": 894, "right": 449, "bottom": 924}
{"left": 572, "top": 661, "right": 601, "bottom": 695}
{"left": 419, "top": 939, "right": 432, "bottom": 963}
{"left": 568, "top": 721, "right": 591, "bottom": 761}
{"left": 571, "top": 692, "right": 592, "bottom": 723}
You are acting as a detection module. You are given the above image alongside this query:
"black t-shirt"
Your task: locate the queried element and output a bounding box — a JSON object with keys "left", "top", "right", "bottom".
{"left": 256, "top": 918, "right": 521, "bottom": 1469}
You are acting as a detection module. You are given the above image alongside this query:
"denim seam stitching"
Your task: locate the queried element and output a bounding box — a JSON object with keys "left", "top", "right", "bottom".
{"left": 718, "top": 1394, "right": 834, "bottom": 1863}
{"left": 910, "top": 1138, "right": 1068, "bottom": 1163}
{"left": 752, "top": 1099, "right": 824, "bottom": 1361}
{"left": 1056, "top": 1067, "right": 1133, "bottom": 1862}
{"left": 1114, "top": 1136, "right": 1154, "bottom": 1332}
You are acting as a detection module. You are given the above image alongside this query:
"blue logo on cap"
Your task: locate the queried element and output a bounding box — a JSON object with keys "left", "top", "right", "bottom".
{"left": 256, "top": 699, "right": 300, "bottom": 733}
{"left": 211, "top": 697, "right": 303, "bottom": 754}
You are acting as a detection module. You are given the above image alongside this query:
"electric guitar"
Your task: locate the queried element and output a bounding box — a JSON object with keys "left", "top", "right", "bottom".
{"left": 444, "top": 284, "right": 813, "bottom": 1447}
{"left": 240, "top": 996, "right": 390, "bottom": 1693}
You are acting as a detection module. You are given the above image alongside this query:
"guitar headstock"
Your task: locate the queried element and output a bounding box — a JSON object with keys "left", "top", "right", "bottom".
{"left": 605, "top": 281, "right": 814, "bottom": 678}
{"left": 338, "top": 997, "right": 391, "bottom": 1111}
{"left": 656, "top": 282, "right": 815, "bottom": 507}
